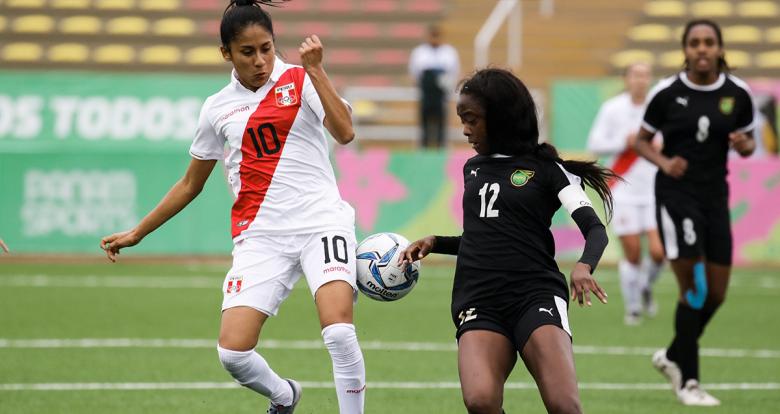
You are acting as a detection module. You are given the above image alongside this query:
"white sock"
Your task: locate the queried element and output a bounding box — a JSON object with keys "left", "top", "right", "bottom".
{"left": 640, "top": 257, "right": 664, "bottom": 291}
{"left": 619, "top": 259, "right": 642, "bottom": 315}
{"left": 322, "top": 323, "right": 366, "bottom": 414}
{"left": 217, "top": 345, "right": 293, "bottom": 406}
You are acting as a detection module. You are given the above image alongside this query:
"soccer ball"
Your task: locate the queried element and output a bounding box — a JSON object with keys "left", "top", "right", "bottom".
{"left": 356, "top": 232, "right": 420, "bottom": 301}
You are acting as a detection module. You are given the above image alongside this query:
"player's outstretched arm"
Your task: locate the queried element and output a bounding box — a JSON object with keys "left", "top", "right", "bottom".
{"left": 100, "top": 158, "right": 217, "bottom": 262}
{"left": 569, "top": 207, "right": 609, "bottom": 307}
{"left": 0, "top": 238, "right": 9, "bottom": 253}
{"left": 299, "top": 34, "right": 354, "bottom": 144}
{"left": 635, "top": 127, "right": 687, "bottom": 178}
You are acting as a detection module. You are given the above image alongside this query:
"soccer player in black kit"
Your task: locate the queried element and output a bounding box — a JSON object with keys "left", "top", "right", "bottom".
{"left": 634, "top": 20, "right": 756, "bottom": 407}
{"left": 400, "top": 68, "right": 615, "bottom": 414}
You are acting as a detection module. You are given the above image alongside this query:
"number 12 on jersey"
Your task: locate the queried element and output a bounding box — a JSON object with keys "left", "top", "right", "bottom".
{"left": 478, "top": 183, "right": 500, "bottom": 218}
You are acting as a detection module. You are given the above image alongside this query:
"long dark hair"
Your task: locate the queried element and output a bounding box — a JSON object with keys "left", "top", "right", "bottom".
{"left": 220, "top": 0, "right": 290, "bottom": 48}
{"left": 459, "top": 68, "right": 616, "bottom": 219}
{"left": 681, "top": 19, "right": 730, "bottom": 73}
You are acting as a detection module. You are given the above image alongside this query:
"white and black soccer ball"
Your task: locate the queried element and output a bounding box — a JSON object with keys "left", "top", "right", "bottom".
{"left": 355, "top": 232, "right": 420, "bottom": 301}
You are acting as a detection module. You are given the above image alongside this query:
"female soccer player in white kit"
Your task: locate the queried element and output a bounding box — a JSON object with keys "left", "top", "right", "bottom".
{"left": 100, "top": 1, "right": 366, "bottom": 412}
{"left": 587, "top": 62, "right": 665, "bottom": 326}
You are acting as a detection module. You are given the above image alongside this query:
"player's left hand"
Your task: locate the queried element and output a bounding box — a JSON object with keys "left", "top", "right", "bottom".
{"left": 299, "top": 35, "right": 324, "bottom": 72}
{"left": 729, "top": 131, "right": 754, "bottom": 156}
{"left": 570, "top": 262, "right": 608, "bottom": 307}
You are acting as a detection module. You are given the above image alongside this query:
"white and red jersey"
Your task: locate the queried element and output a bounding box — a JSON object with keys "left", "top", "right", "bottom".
{"left": 587, "top": 92, "right": 658, "bottom": 205}
{"left": 190, "top": 58, "right": 355, "bottom": 241}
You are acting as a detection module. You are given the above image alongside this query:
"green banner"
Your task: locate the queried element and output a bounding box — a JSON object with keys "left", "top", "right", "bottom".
{"left": 0, "top": 71, "right": 226, "bottom": 152}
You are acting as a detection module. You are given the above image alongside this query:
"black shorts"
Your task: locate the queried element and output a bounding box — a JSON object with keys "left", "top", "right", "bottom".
{"left": 656, "top": 191, "right": 732, "bottom": 265}
{"left": 452, "top": 291, "right": 572, "bottom": 353}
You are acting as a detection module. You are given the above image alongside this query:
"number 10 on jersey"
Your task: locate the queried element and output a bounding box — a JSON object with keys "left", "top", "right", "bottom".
{"left": 478, "top": 183, "right": 500, "bottom": 218}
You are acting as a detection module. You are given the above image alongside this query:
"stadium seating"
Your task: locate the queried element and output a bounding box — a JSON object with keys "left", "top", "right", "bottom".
{"left": 12, "top": 14, "right": 54, "bottom": 33}
{"left": 93, "top": 44, "right": 135, "bottom": 63}
{"left": 2, "top": 42, "right": 43, "bottom": 61}
{"left": 48, "top": 43, "right": 89, "bottom": 62}
{"left": 106, "top": 16, "right": 149, "bottom": 35}
{"left": 153, "top": 18, "right": 196, "bottom": 36}
{"left": 60, "top": 15, "right": 102, "bottom": 34}
{"left": 140, "top": 45, "right": 182, "bottom": 64}
{"left": 51, "top": 0, "right": 91, "bottom": 9}
{"left": 615, "top": 0, "right": 780, "bottom": 77}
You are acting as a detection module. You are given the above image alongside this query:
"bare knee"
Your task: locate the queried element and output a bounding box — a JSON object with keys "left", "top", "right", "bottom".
{"left": 462, "top": 389, "right": 502, "bottom": 414}
{"left": 544, "top": 393, "right": 583, "bottom": 414}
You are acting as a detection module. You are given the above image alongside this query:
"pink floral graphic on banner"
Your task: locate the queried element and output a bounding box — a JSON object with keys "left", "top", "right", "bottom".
{"left": 335, "top": 148, "right": 407, "bottom": 231}
{"left": 727, "top": 158, "right": 780, "bottom": 263}
{"left": 446, "top": 151, "right": 474, "bottom": 226}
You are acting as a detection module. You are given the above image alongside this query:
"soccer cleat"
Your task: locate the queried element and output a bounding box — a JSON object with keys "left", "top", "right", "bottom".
{"left": 267, "top": 379, "right": 302, "bottom": 414}
{"left": 677, "top": 379, "right": 721, "bottom": 406}
{"left": 652, "top": 349, "right": 682, "bottom": 392}
{"left": 624, "top": 312, "right": 641, "bottom": 326}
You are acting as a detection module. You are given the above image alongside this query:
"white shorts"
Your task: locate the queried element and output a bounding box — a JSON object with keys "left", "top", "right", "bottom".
{"left": 221, "top": 229, "right": 357, "bottom": 316}
{"left": 611, "top": 202, "right": 657, "bottom": 236}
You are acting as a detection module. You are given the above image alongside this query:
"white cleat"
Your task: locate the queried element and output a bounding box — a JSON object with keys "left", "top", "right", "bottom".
{"left": 624, "top": 312, "right": 641, "bottom": 326}
{"left": 652, "top": 349, "right": 682, "bottom": 392}
{"left": 267, "top": 379, "right": 302, "bottom": 414}
{"left": 677, "top": 379, "right": 721, "bottom": 406}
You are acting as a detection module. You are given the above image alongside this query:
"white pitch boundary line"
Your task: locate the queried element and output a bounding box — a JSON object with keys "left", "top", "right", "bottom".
{"left": 1, "top": 381, "right": 779, "bottom": 392}
{"left": 1, "top": 338, "right": 779, "bottom": 359}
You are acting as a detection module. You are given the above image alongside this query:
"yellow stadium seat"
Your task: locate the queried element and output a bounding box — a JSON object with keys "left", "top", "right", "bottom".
{"left": 644, "top": 1, "right": 686, "bottom": 17}
{"left": 659, "top": 50, "right": 685, "bottom": 69}
{"left": 756, "top": 51, "right": 780, "bottom": 68}
{"left": 94, "top": 44, "right": 135, "bottom": 63}
{"left": 140, "top": 45, "right": 182, "bottom": 64}
{"left": 0, "top": 16, "right": 6, "bottom": 32}
{"left": 95, "top": 0, "right": 134, "bottom": 10}
{"left": 186, "top": 46, "right": 224, "bottom": 65}
{"left": 153, "top": 18, "right": 196, "bottom": 36}
{"left": 690, "top": 1, "right": 733, "bottom": 17}
{"left": 51, "top": 0, "right": 91, "bottom": 8}
{"left": 60, "top": 16, "right": 102, "bottom": 34}
{"left": 107, "top": 17, "right": 149, "bottom": 35}
{"left": 766, "top": 27, "right": 780, "bottom": 43}
{"left": 6, "top": 0, "right": 45, "bottom": 8}
{"left": 610, "top": 50, "right": 655, "bottom": 69}
{"left": 628, "top": 24, "right": 673, "bottom": 42}
{"left": 140, "top": 0, "right": 178, "bottom": 11}
{"left": 12, "top": 15, "right": 54, "bottom": 33}
{"left": 725, "top": 50, "right": 751, "bottom": 68}
{"left": 2, "top": 42, "right": 43, "bottom": 61}
{"left": 737, "top": 1, "right": 779, "bottom": 17}
{"left": 723, "top": 25, "right": 762, "bottom": 43}
{"left": 48, "top": 43, "right": 89, "bottom": 62}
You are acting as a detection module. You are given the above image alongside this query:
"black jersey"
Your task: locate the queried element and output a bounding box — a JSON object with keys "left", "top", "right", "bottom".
{"left": 452, "top": 154, "right": 586, "bottom": 308}
{"left": 642, "top": 72, "right": 754, "bottom": 197}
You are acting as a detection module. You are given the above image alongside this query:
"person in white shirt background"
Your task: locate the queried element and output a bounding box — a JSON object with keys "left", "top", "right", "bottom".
{"left": 408, "top": 24, "right": 460, "bottom": 149}
{"left": 587, "top": 62, "right": 665, "bottom": 326}
{"left": 99, "top": 1, "right": 366, "bottom": 413}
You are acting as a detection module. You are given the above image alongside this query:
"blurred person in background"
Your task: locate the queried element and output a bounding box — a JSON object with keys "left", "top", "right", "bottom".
{"left": 409, "top": 23, "right": 460, "bottom": 149}
{"left": 100, "top": 1, "right": 366, "bottom": 413}
{"left": 587, "top": 62, "right": 665, "bottom": 326}
{"left": 635, "top": 19, "right": 756, "bottom": 407}
{"left": 401, "top": 68, "right": 614, "bottom": 414}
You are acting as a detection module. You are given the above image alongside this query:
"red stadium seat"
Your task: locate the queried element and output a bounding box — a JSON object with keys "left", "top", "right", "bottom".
{"left": 389, "top": 23, "right": 426, "bottom": 39}
{"left": 343, "top": 23, "right": 380, "bottom": 39}
{"left": 373, "top": 49, "right": 407, "bottom": 65}
{"left": 328, "top": 48, "right": 363, "bottom": 65}
{"left": 406, "top": 0, "right": 443, "bottom": 13}
{"left": 362, "top": 0, "right": 398, "bottom": 13}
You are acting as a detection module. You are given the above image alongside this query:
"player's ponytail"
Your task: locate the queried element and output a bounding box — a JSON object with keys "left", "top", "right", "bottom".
{"left": 459, "top": 68, "right": 615, "bottom": 219}
{"left": 221, "top": 0, "right": 290, "bottom": 48}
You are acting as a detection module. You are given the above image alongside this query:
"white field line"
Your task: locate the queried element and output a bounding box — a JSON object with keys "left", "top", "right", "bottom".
{"left": 1, "top": 338, "right": 779, "bottom": 359}
{"left": 1, "top": 381, "right": 778, "bottom": 392}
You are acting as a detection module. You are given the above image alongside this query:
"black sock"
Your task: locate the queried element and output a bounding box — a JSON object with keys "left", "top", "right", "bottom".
{"left": 698, "top": 305, "right": 718, "bottom": 338}
{"left": 666, "top": 302, "right": 700, "bottom": 384}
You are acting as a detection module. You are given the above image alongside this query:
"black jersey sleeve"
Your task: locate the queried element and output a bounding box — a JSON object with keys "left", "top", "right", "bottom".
{"left": 571, "top": 207, "right": 608, "bottom": 272}
{"left": 734, "top": 85, "right": 755, "bottom": 133}
{"left": 431, "top": 236, "right": 461, "bottom": 255}
{"left": 642, "top": 77, "right": 674, "bottom": 134}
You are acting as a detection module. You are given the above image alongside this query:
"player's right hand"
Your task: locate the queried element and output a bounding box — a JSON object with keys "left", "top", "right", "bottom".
{"left": 661, "top": 156, "right": 687, "bottom": 178}
{"left": 100, "top": 230, "right": 141, "bottom": 263}
{"left": 398, "top": 235, "right": 435, "bottom": 266}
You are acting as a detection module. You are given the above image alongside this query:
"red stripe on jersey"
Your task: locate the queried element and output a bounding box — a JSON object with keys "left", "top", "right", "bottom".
{"left": 231, "top": 67, "right": 305, "bottom": 238}
{"left": 608, "top": 148, "right": 639, "bottom": 188}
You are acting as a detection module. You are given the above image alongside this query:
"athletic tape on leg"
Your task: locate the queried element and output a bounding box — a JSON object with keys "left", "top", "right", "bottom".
{"left": 685, "top": 262, "right": 707, "bottom": 310}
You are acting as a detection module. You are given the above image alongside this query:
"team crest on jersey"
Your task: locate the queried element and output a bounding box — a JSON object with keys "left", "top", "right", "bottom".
{"left": 226, "top": 275, "right": 243, "bottom": 294}
{"left": 719, "top": 97, "right": 735, "bottom": 115}
{"left": 510, "top": 169, "right": 535, "bottom": 187}
{"left": 275, "top": 83, "right": 298, "bottom": 107}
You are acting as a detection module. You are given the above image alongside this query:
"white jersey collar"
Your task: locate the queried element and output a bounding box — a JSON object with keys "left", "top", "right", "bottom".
{"left": 679, "top": 71, "right": 725, "bottom": 92}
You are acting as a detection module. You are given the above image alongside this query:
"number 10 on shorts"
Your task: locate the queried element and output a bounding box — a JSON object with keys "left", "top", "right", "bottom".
{"left": 322, "top": 235, "right": 349, "bottom": 264}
